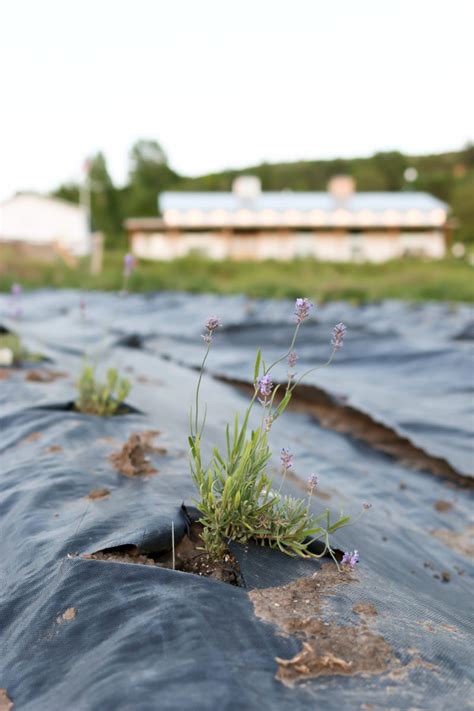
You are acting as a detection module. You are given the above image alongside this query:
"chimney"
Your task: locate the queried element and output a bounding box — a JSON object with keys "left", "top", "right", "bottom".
{"left": 232, "top": 176, "right": 261, "bottom": 203}
{"left": 327, "top": 175, "right": 355, "bottom": 202}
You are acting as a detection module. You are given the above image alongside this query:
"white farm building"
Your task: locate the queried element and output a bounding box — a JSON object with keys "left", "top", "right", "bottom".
{"left": 126, "top": 176, "right": 450, "bottom": 263}
{"left": 0, "top": 193, "right": 90, "bottom": 257}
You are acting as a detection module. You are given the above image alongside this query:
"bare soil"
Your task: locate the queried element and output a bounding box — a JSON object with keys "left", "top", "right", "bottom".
{"left": 109, "top": 430, "right": 166, "bottom": 477}
{"left": 431, "top": 526, "right": 474, "bottom": 558}
{"left": 224, "top": 378, "right": 472, "bottom": 488}
{"left": 250, "top": 565, "right": 393, "bottom": 685}
{"left": 25, "top": 369, "right": 67, "bottom": 383}
{"left": 83, "top": 522, "right": 242, "bottom": 586}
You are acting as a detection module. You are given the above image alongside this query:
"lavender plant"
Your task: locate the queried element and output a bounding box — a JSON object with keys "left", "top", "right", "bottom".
{"left": 0, "top": 333, "right": 43, "bottom": 366}
{"left": 189, "top": 301, "right": 354, "bottom": 563}
{"left": 75, "top": 362, "right": 131, "bottom": 416}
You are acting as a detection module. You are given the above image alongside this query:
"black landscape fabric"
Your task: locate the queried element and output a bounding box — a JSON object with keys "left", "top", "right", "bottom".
{"left": 0, "top": 290, "right": 473, "bottom": 710}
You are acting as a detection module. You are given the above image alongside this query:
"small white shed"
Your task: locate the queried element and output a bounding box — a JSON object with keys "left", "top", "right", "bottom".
{"left": 0, "top": 193, "right": 90, "bottom": 256}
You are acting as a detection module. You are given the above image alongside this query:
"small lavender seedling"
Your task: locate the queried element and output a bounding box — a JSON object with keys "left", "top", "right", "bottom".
{"left": 189, "top": 299, "right": 354, "bottom": 564}
{"left": 0, "top": 333, "right": 43, "bottom": 366}
{"left": 75, "top": 362, "right": 131, "bottom": 416}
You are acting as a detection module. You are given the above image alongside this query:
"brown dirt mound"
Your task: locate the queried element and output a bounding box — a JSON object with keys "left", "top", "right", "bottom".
{"left": 109, "top": 430, "right": 166, "bottom": 477}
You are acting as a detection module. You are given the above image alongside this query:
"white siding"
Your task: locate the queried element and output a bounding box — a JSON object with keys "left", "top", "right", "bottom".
{"left": 0, "top": 194, "right": 90, "bottom": 255}
{"left": 131, "top": 230, "right": 446, "bottom": 263}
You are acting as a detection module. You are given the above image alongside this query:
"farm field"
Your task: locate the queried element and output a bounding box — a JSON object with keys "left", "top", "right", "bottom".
{"left": 1, "top": 290, "right": 473, "bottom": 709}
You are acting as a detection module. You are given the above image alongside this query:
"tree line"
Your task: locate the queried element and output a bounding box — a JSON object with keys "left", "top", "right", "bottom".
{"left": 52, "top": 140, "right": 474, "bottom": 247}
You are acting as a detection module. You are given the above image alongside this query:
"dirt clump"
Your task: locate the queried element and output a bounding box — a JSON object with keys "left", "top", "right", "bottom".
{"left": 352, "top": 602, "right": 378, "bottom": 617}
{"left": 109, "top": 430, "right": 166, "bottom": 477}
{"left": 431, "top": 526, "right": 474, "bottom": 558}
{"left": 85, "top": 488, "right": 110, "bottom": 500}
{"left": 25, "top": 369, "right": 66, "bottom": 383}
{"left": 434, "top": 500, "right": 454, "bottom": 512}
{"left": 57, "top": 607, "right": 77, "bottom": 624}
{"left": 0, "top": 689, "right": 14, "bottom": 711}
{"left": 44, "top": 444, "right": 63, "bottom": 454}
{"left": 275, "top": 624, "right": 392, "bottom": 685}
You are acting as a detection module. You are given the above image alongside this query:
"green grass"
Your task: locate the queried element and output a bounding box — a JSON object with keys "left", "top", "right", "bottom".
{"left": 0, "top": 249, "right": 473, "bottom": 303}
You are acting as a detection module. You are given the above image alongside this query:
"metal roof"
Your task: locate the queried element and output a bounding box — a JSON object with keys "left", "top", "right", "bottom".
{"left": 158, "top": 191, "right": 448, "bottom": 229}
{"left": 160, "top": 191, "right": 447, "bottom": 213}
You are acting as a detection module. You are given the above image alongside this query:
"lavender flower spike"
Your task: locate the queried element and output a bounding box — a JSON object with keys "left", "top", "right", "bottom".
{"left": 123, "top": 253, "right": 135, "bottom": 277}
{"left": 341, "top": 550, "right": 360, "bottom": 570}
{"left": 201, "top": 316, "right": 222, "bottom": 343}
{"left": 308, "top": 473, "right": 319, "bottom": 490}
{"left": 331, "top": 322, "right": 347, "bottom": 350}
{"left": 256, "top": 373, "right": 273, "bottom": 403}
{"left": 287, "top": 350, "right": 298, "bottom": 369}
{"left": 280, "top": 448, "right": 294, "bottom": 471}
{"left": 294, "top": 298, "right": 313, "bottom": 324}
{"left": 205, "top": 316, "right": 221, "bottom": 333}
{"left": 11, "top": 283, "right": 22, "bottom": 296}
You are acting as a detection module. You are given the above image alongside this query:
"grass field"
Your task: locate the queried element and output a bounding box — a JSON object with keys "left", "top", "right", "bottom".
{"left": 0, "top": 249, "right": 473, "bottom": 303}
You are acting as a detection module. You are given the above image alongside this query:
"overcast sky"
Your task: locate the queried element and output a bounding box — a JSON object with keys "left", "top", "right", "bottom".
{"left": 0, "top": 0, "right": 473, "bottom": 200}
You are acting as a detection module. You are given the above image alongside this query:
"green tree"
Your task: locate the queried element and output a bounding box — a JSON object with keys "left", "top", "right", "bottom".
{"left": 125, "top": 139, "right": 181, "bottom": 216}
{"left": 88, "top": 152, "right": 123, "bottom": 247}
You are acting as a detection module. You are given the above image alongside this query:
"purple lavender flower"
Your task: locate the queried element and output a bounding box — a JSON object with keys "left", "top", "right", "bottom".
{"left": 123, "top": 253, "right": 136, "bottom": 277}
{"left": 362, "top": 502, "right": 372, "bottom": 510}
{"left": 294, "top": 298, "right": 313, "bottom": 324}
{"left": 341, "top": 550, "right": 360, "bottom": 570}
{"left": 287, "top": 350, "right": 298, "bottom": 369}
{"left": 280, "top": 448, "right": 294, "bottom": 471}
{"left": 331, "top": 322, "right": 346, "bottom": 350}
{"left": 308, "top": 473, "right": 319, "bottom": 490}
{"left": 9, "top": 283, "right": 22, "bottom": 318}
{"left": 205, "top": 316, "right": 221, "bottom": 333}
{"left": 201, "top": 316, "right": 221, "bottom": 344}
{"left": 256, "top": 374, "right": 273, "bottom": 403}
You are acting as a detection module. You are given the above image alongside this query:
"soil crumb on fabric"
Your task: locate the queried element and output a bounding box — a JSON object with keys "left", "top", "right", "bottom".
{"left": 352, "top": 602, "right": 378, "bottom": 617}
{"left": 57, "top": 607, "right": 76, "bottom": 624}
{"left": 0, "top": 689, "right": 13, "bottom": 711}
{"left": 85, "top": 488, "right": 110, "bottom": 501}
{"left": 44, "top": 445, "right": 63, "bottom": 454}
{"left": 109, "top": 430, "right": 166, "bottom": 477}
{"left": 433, "top": 500, "right": 454, "bottom": 512}
{"left": 23, "top": 432, "right": 42, "bottom": 443}
{"left": 25, "top": 369, "right": 66, "bottom": 383}
{"left": 431, "top": 526, "right": 474, "bottom": 558}
{"left": 250, "top": 566, "right": 394, "bottom": 685}
{"left": 0, "top": 369, "right": 11, "bottom": 380}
